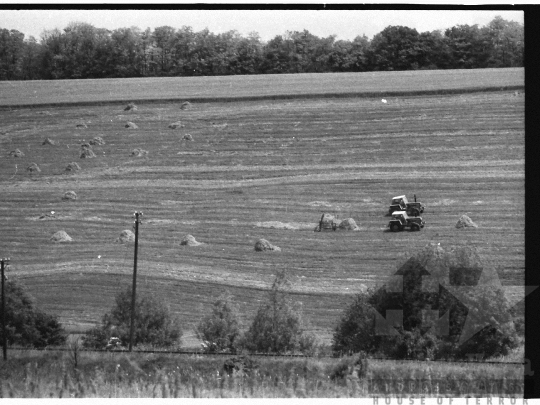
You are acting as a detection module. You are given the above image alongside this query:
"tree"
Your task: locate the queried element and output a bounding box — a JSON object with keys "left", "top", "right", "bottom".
{"left": 484, "top": 16, "right": 524, "bottom": 67}
{"left": 332, "top": 288, "right": 379, "bottom": 355}
{"left": 243, "top": 271, "right": 317, "bottom": 354}
{"left": 196, "top": 293, "right": 241, "bottom": 353}
{"left": 0, "top": 279, "right": 66, "bottom": 348}
{"left": 444, "top": 24, "right": 491, "bottom": 69}
{"left": 368, "top": 26, "right": 422, "bottom": 71}
{"left": 0, "top": 29, "right": 26, "bottom": 80}
{"left": 332, "top": 244, "right": 519, "bottom": 360}
{"left": 82, "top": 287, "right": 182, "bottom": 349}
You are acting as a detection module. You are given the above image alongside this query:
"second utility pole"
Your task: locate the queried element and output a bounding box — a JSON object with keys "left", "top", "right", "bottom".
{"left": 129, "top": 211, "right": 142, "bottom": 352}
{"left": 1, "top": 257, "right": 9, "bottom": 361}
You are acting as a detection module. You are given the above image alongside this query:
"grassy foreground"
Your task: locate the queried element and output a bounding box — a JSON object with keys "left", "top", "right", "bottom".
{"left": 0, "top": 350, "right": 524, "bottom": 398}
{"left": 0, "top": 68, "right": 524, "bottom": 107}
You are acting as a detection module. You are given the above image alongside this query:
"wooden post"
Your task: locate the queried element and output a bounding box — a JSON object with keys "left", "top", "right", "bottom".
{"left": 129, "top": 212, "right": 142, "bottom": 352}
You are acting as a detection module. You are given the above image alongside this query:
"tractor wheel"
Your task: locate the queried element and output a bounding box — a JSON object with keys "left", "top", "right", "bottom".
{"left": 411, "top": 224, "right": 420, "bottom": 231}
{"left": 391, "top": 224, "right": 400, "bottom": 232}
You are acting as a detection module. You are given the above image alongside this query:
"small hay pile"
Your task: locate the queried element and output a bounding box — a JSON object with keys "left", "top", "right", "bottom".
{"left": 455, "top": 215, "right": 478, "bottom": 229}
{"left": 125, "top": 121, "right": 138, "bottom": 129}
{"left": 80, "top": 147, "right": 96, "bottom": 159}
{"left": 89, "top": 136, "right": 105, "bottom": 146}
{"left": 65, "top": 162, "right": 81, "bottom": 172}
{"left": 9, "top": 149, "right": 24, "bottom": 157}
{"left": 254, "top": 239, "right": 281, "bottom": 252}
{"left": 308, "top": 201, "right": 332, "bottom": 207}
{"left": 51, "top": 230, "right": 72, "bottom": 242}
{"left": 76, "top": 123, "right": 88, "bottom": 129}
{"left": 256, "top": 221, "right": 298, "bottom": 230}
{"left": 168, "top": 121, "right": 184, "bottom": 129}
{"left": 337, "top": 218, "right": 360, "bottom": 231}
{"left": 131, "top": 148, "right": 148, "bottom": 157}
{"left": 39, "top": 212, "right": 56, "bottom": 220}
{"left": 180, "top": 101, "right": 192, "bottom": 110}
{"left": 314, "top": 213, "right": 337, "bottom": 231}
{"left": 62, "top": 191, "right": 77, "bottom": 200}
{"left": 42, "top": 138, "right": 57, "bottom": 145}
{"left": 180, "top": 234, "right": 202, "bottom": 246}
{"left": 124, "top": 103, "right": 138, "bottom": 111}
{"left": 183, "top": 134, "right": 194, "bottom": 141}
{"left": 27, "top": 163, "right": 41, "bottom": 173}
{"left": 117, "top": 230, "right": 135, "bottom": 243}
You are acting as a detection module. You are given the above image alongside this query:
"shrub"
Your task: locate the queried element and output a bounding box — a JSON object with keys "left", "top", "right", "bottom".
{"left": 0, "top": 280, "right": 66, "bottom": 348}
{"left": 82, "top": 287, "right": 182, "bottom": 349}
{"left": 243, "top": 271, "right": 317, "bottom": 355}
{"left": 329, "top": 352, "right": 369, "bottom": 383}
{"left": 196, "top": 293, "right": 241, "bottom": 353}
{"left": 332, "top": 244, "right": 519, "bottom": 360}
{"left": 223, "top": 355, "right": 259, "bottom": 376}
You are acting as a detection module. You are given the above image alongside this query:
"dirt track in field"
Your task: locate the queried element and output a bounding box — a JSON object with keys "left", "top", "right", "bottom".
{"left": 0, "top": 91, "right": 524, "bottom": 344}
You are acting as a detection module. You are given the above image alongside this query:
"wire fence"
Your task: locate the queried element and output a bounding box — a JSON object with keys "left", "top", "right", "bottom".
{"left": 4, "top": 346, "right": 525, "bottom": 365}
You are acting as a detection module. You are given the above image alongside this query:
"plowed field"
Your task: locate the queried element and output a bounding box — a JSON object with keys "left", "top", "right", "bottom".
{"left": 0, "top": 72, "right": 524, "bottom": 346}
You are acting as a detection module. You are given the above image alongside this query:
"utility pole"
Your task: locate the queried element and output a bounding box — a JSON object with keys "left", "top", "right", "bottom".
{"left": 129, "top": 212, "right": 142, "bottom": 352}
{"left": 1, "top": 257, "right": 9, "bottom": 361}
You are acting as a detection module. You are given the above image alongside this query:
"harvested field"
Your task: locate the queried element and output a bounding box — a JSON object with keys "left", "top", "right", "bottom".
{"left": 0, "top": 70, "right": 524, "bottom": 347}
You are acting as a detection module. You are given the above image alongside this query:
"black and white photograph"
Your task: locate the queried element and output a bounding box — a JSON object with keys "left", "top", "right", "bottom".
{"left": 0, "top": 4, "right": 529, "bottom": 400}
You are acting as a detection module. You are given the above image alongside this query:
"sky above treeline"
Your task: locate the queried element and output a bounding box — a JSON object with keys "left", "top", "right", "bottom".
{"left": 0, "top": 9, "right": 524, "bottom": 42}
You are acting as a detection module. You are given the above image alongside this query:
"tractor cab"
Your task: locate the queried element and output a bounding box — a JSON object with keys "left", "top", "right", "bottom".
{"left": 389, "top": 195, "right": 408, "bottom": 214}
{"left": 391, "top": 210, "right": 408, "bottom": 225}
{"left": 388, "top": 194, "right": 425, "bottom": 216}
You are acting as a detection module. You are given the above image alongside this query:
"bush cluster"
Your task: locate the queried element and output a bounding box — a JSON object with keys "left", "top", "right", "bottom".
{"left": 332, "top": 244, "right": 520, "bottom": 360}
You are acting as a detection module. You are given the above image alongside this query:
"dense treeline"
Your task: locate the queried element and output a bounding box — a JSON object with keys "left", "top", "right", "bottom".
{"left": 0, "top": 15, "right": 523, "bottom": 80}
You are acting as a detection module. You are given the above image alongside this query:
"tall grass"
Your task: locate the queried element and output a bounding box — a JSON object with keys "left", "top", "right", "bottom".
{"left": 0, "top": 350, "right": 524, "bottom": 398}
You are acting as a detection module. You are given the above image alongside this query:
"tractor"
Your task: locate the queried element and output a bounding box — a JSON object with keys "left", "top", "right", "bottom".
{"left": 388, "top": 194, "right": 425, "bottom": 217}
{"left": 388, "top": 211, "right": 425, "bottom": 232}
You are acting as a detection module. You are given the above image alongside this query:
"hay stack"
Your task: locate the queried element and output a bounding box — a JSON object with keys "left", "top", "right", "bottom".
{"left": 51, "top": 230, "right": 72, "bottom": 242}
{"left": 131, "top": 148, "right": 148, "bottom": 157}
{"left": 254, "top": 239, "right": 281, "bottom": 252}
{"left": 9, "top": 149, "right": 24, "bottom": 157}
{"left": 338, "top": 218, "right": 360, "bottom": 231}
{"left": 76, "top": 123, "right": 88, "bottom": 129}
{"left": 89, "top": 136, "right": 105, "bottom": 146}
{"left": 180, "top": 101, "right": 192, "bottom": 110}
{"left": 180, "top": 234, "right": 202, "bottom": 246}
{"left": 39, "top": 212, "right": 56, "bottom": 220}
{"left": 117, "top": 230, "right": 135, "bottom": 243}
{"left": 125, "top": 121, "right": 138, "bottom": 129}
{"left": 42, "top": 138, "right": 57, "bottom": 145}
{"left": 80, "top": 148, "right": 96, "bottom": 159}
{"left": 124, "top": 103, "right": 138, "bottom": 111}
{"left": 314, "top": 213, "right": 337, "bottom": 231}
{"left": 183, "top": 134, "right": 194, "bottom": 141}
{"left": 65, "top": 162, "right": 81, "bottom": 172}
{"left": 168, "top": 121, "right": 183, "bottom": 129}
{"left": 62, "top": 191, "right": 77, "bottom": 200}
{"left": 455, "top": 215, "right": 478, "bottom": 229}
{"left": 27, "top": 163, "right": 41, "bottom": 173}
